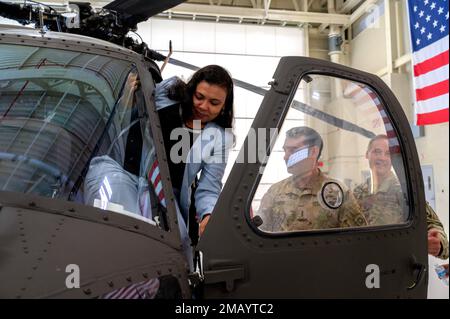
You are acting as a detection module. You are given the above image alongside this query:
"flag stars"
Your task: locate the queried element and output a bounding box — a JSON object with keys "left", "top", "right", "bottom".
{"left": 426, "top": 15, "right": 431, "bottom": 22}
{"left": 415, "top": 22, "right": 420, "bottom": 29}
{"left": 421, "top": 26, "right": 426, "bottom": 34}
{"left": 424, "top": 0, "right": 429, "bottom": 5}
{"left": 419, "top": 10, "right": 424, "bottom": 17}
{"left": 440, "top": 25, "right": 446, "bottom": 32}
{"left": 414, "top": 5, "right": 418, "bottom": 12}
{"left": 438, "top": 7, "right": 444, "bottom": 14}
{"left": 416, "top": 38, "right": 421, "bottom": 45}
{"left": 427, "top": 32, "right": 433, "bottom": 40}
{"left": 430, "top": 2, "right": 436, "bottom": 9}
{"left": 433, "top": 20, "right": 438, "bottom": 27}
{"left": 446, "top": 12, "right": 449, "bottom": 19}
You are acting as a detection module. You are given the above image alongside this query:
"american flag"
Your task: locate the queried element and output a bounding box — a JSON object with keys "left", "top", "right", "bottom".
{"left": 139, "top": 140, "right": 166, "bottom": 219}
{"left": 407, "top": 0, "right": 449, "bottom": 125}
{"left": 102, "top": 278, "right": 160, "bottom": 299}
{"left": 148, "top": 159, "right": 166, "bottom": 208}
{"left": 344, "top": 82, "right": 401, "bottom": 154}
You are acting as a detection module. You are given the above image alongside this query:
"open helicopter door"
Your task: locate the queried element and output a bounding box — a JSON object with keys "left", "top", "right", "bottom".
{"left": 198, "top": 57, "right": 428, "bottom": 298}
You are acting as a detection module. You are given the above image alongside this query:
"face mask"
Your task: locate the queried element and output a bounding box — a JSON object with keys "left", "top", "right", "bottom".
{"left": 286, "top": 146, "right": 309, "bottom": 168}
{"left": 286, "top": 145, "right": 315, "bottom": 177}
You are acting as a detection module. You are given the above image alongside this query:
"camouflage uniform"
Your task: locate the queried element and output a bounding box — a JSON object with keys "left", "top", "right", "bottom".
{"left": 426, "top": 203, "right": 449, "bottom": 260}
{"left": 258, "top": 171, "right": 367, "bottom": 232}
{"left": 353, "top": 172, "right": 406, "bottom": 226}
{"left": 354, "top": 173, "right": 448, "bottom": 259}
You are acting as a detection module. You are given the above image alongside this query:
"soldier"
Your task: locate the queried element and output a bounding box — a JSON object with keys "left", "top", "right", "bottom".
{"left": 258, "top": 126, "right": 367, "bottom": 232}
{"left": 353, "top": 134, "right": 405, "bottom": 225}
{"left": 354, "top": 134, "right": 448, "bottom": 260}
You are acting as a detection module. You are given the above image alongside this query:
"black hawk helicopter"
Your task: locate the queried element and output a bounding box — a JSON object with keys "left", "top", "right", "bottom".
{"left": 0, "top": 0, "right": 428, "bottom": 298}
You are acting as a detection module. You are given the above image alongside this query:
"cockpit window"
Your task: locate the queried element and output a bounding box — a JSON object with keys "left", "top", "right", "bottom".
{"left": 0, "top": 44, "right": 167, "bottom": 229}
{"left": 0, "top": 44, "right": 125, "bottom": 196}
{"left": 252, "top": 74, "right": 409, "bottom": 234}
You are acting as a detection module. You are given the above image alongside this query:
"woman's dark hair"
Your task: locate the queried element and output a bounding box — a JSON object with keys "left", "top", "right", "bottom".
{"left": 171, "top": 65, "right": 234, "bottom": 129}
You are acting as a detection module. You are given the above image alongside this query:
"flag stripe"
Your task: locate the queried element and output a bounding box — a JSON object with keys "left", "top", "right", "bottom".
{"left": 415, "top": 79, "right": 449, "bottom": 101}
{"left": 103, "top": 278, "right": 160, "bottom": 299}
{"left": 389, "top": 138, "right": 399, "bottom": 146}
{"left": 386, "top": 131, "right": 397, "bottom": 139}
{"left": 344, "top": 82, "right": 399, "bottom": 151}
{"left": 385, "top": 123, "right": 393, "bottom": 131}
{"left": 416, "top": 93, "right": 449, "bottom": 113}
{"left": 153, "top": 173, "right": 161, "bottom": 187}
{"left": 414, "top": 50, "right": 449, "bottom": 76}
{"left": 415, "top": 64, "right": 449, "bottom": 89}
{"left": 150, "top": 166, "right": 160, "bottom": 183}
{"left": 147, "top": 158, "right": 166, "bottom": 208}
{"left": 390, "top": 145, "right": 401, "bottom": 154}
{"left": 417, "top": 108, "right": 449, "bottom": 125}
{"left": 155, "top": 182, "right": 162, "bottom": 195}
{"left": 413, "top": 36, "right": 449, "bottom": 64}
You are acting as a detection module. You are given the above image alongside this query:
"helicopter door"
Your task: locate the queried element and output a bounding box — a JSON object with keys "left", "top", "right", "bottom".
{"left": 198, "top": 57, "right": 428, "bottom": 298}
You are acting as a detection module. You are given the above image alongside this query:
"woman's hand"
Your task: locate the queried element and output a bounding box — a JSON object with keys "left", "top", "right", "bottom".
{"left": 199, "top": 214, "right": 211, "bottom": 237}
{"left": 127, "top": 73, "right": 140, "bottom": 93}
{"left": 121, "top": 73, "right": 141, "bottom": 108}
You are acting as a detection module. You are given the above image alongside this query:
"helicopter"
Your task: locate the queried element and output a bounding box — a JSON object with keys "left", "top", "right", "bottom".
{"left": 0, "top": 0, "right": 428, "bottom": 299}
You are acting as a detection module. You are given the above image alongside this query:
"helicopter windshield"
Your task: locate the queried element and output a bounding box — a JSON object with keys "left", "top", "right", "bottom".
{"left": 0, "top": 43, "right": 135, "bottom": 200}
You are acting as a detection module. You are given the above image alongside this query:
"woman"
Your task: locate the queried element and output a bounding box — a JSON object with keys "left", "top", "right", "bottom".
{"left": 155, "top": 65, "right": 235, "bottom": 236}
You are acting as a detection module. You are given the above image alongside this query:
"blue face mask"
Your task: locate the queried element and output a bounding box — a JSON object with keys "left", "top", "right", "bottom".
{"left": 286, "top": 146, "right": 310, "bottom": 168}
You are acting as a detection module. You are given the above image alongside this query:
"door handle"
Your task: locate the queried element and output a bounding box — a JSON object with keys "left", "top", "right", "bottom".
{"left": 407, "top": 262, "right": 427, "bottom": 290}
{"left": 204, "top": 266, "right": 245, "bottom": 292}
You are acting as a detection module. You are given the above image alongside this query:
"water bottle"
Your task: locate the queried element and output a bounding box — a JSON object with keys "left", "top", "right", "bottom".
{"left": 434, "top": 264, "right": 449, "bottom": 286}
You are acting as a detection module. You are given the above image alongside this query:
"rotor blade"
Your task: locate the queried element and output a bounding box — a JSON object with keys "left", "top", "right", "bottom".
{"left": 169, "top": 58, "right": 375, "bottom": 139}
{"left": 104, "top": 0, "right": 186, "bottom": 24}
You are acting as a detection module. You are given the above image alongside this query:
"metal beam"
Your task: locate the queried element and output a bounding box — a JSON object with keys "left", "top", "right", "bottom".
{"left": 394, "top": 54, "right": 411, "bottom": 69}
{"left": 349, "top": 0, "right": 378, "bottom": 24}
{"left": 384, "top": 0, "right": 393, "bottom": 74}
{"left": 338, "top": 0, "right": 363, "bottom": 13}
{"left": 302, "top": 0, "right": 308, "bottom": 11}
{"left": 318, "top": 23, "right": 329, "bottom": 33}
{"left": 264, "top": 0, "right": 272, "bottom": 17}
{"left": 168, "top": 3, "right": 351, "bottom": 25}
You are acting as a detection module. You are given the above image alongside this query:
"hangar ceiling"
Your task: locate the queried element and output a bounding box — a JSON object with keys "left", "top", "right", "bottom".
{"left": 39, "top": 0, "right": 374, "bottom": 29}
